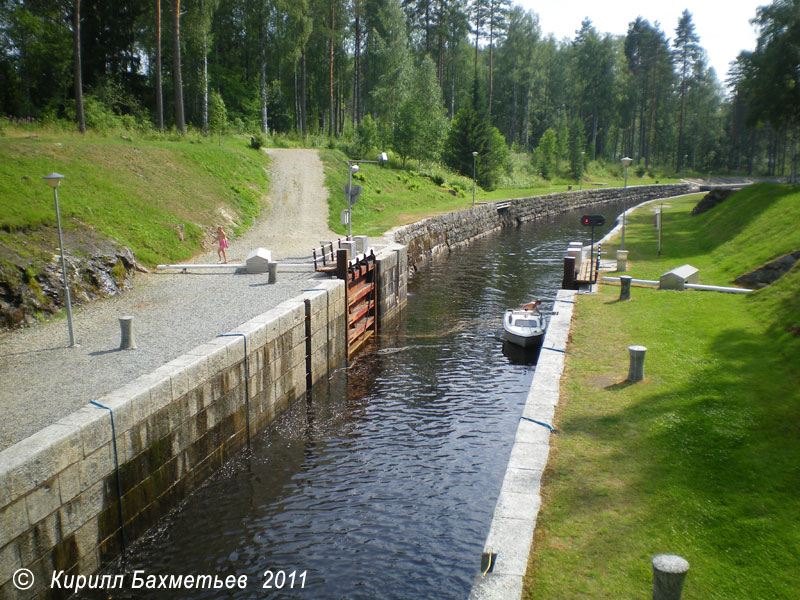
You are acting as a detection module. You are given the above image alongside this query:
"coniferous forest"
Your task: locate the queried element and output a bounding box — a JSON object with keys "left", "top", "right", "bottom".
{"left": 1, "top": 0, "right": 798, "bottom": 184}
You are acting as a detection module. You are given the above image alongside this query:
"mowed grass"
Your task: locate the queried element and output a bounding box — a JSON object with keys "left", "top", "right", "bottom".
{"left": 0, "top": 135, "right": 269, "bottom": 265}
{"left": 524, "top": 184, "right": 800, "bottom": 599}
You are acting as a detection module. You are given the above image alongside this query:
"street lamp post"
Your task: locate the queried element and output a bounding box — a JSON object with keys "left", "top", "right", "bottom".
{"left": 347, "top": 162, "right": 359, "bottom": 238}
{"left": 620, "top": 157, "right": 633, "bottom": 250}
{"left": 345, "top": 153, "right": 388, "bottom": 238}
{"left": 43, "top": 172, "right": 77, "bottom": 347}
{"left": 471, "top": 151, "right": 478, "bottom": 206}
{"left": 579, "top": 151, "right": 585, "bottom": 190}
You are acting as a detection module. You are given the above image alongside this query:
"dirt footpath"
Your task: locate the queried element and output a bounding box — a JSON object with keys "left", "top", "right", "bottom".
{"left": 204, "top": 148, "right": 339, "bottom": 263}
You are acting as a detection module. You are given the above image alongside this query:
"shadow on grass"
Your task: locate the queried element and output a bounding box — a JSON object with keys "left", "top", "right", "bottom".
{"left": 620, "top": 184, "right": 794, "bottom": 274}
{"left": 603, "top": 379, "right": 637, "bottom": 391}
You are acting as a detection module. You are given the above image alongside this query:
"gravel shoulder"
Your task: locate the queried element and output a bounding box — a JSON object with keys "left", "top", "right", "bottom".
{"left": 0, "top": 148, "right": 337, "bottom": 451}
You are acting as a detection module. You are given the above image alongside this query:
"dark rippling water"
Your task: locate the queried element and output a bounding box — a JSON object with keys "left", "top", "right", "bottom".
{"left": 83, "top": 203, "right": 623, "bottom": 600}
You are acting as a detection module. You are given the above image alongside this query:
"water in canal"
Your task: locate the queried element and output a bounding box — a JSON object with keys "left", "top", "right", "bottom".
{"left": 93, "top": 203, "right": 623, "bottom": 600}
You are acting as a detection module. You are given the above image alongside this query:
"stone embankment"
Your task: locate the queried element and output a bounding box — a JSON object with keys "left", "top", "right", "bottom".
{"left": 389, "top": 184, "right": 695, "bottom": 269}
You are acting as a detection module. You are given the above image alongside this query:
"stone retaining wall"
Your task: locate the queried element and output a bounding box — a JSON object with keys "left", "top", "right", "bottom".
{"left": 0, "top": 279, "right": 346, "bottom": 600}
{"left": 390, "top": 184, "right": 694, "bottom": 269}
{"left": 374, "top": 244, "right": 408, "bottom": 325}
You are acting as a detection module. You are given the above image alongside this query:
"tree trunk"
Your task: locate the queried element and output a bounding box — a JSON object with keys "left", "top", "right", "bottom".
{"left": 73, "top": 0, "right": 85, "bottom": 133}
{"left": 202, "top": 34, "right": 209, "bottom": 134}
{"left": 329, "top": 0, "right": 334, "bottom": 137}
{"left": 352, "top": 14, "right": 360, "bottom": 126}
{"left": 676, "top": 77, "right": 687, "bottom": 172}
{"left": 173, "top": 0, "right": 185, "bottom": 135}
{"left": 301, "top": 47, "right": 307, "bottom": 136}
{"left": 260, "top": 18, "right": 268, "bottom": 134}
{"left": 294, "top": 64, "right": 299, "bottom": 132}
{"left": 488, "top": 21, "right": 494, "bottom": 116}
{"left": 155, "top": 0, "right": 164, "bottom": 131}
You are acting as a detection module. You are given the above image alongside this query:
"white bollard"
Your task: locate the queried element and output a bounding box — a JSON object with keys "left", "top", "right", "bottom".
{"left": 616, "top": 249, "right": 629, "bottom": 272}
{"left": 119, "top": 316, "right": 136, "bottom": 350}
{"left": 627, "top": 345, "right": 647, "bottom": 381}
{"left": 652, "top": 554, "right": 689, "bottom": 600}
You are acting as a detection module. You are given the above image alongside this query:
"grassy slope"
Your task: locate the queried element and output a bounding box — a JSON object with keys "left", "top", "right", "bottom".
{"left": 524, "top": 184, "right": 800, "bottom": 599}
{"left": 0, "top": 134, "right": 269, "bottom": 266}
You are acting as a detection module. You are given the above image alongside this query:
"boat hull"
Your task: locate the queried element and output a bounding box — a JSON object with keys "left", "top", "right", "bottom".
{"left": 502, "top": 327, "right": 545, "bottom": 348}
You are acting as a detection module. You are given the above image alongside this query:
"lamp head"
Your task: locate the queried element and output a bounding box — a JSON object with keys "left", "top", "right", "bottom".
{"left": 621, "top": 157, "right": 633, "bottom": 167}
{"left": 43, "top": 173, "right": 65, "bottom": 189}
{"left": 351, "top": 164, "right": 360, "bottom": 174}
{"left": 472, "top": 151, "right": 478, "bottom": 157}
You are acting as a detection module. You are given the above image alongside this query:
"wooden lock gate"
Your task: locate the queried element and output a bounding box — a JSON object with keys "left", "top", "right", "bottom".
{"left": 343, "top": 250, "right": 378, "bottom": 358}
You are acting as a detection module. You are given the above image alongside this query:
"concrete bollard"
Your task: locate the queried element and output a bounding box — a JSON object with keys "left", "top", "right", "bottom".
{"left": 119, "top": 316, "right": 136, "bottom": 350}
{"left": 354, "top": 235, "right": 368, "bottom": 254}
{"left": 267, "top": 261, "right": 277, "bottom": 284}
{"left": 340, "top": 240, "right": 356, "bottom": 257}
{"left": 620, "top": 275, "right": 633, "bottom": 301}
{"left": 627, "top": 345, "right": 647, "bottom": 381}
{"left": 616, "top": 249, "right": 629, "bottom": 272}
{"left": 652, "top": 554, "right": 689, "bottom": 600}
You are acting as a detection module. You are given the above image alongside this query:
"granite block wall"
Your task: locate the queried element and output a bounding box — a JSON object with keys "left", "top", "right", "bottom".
{"left": 390, "top": 184, "right": 694, "bottom": 269}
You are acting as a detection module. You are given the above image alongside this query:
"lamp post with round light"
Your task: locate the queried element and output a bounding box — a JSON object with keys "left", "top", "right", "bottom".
{"left": 471, "top": 151, "right": 478, "bottom": 206}
{"left": 43, "top": 172, "right": 77, "bottom": 347}
{"left": 620, "top": 156, "right": 633, "bottom": 250}
{"left": 579, "top": 151, "right": 585, "bottom": 190}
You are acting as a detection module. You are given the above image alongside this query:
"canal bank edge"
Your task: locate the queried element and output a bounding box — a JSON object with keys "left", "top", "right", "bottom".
{"left": 0, "top": 244, "right": 408, "bottom": 600}
{"left": 468, "top": 288, "right": 577, "bottom": 600}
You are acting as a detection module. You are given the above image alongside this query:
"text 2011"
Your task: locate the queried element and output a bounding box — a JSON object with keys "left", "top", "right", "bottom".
{"left": 263, "top": 570, "right": 307, "bottom": 590}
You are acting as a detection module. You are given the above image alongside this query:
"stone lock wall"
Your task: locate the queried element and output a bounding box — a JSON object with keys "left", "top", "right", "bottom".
{"left": 0, "top": 279, "right": 346, "bottom": 600}
{"left": 390, "top": 184, "right": 695, "bottom": 269}
{"left": 374, "top": 244, "right": 408, "bottom": 326}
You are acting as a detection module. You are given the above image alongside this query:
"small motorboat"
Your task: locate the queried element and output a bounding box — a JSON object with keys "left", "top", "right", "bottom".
{"left": 502, "top": 301, "right": 547, "bottom": 349}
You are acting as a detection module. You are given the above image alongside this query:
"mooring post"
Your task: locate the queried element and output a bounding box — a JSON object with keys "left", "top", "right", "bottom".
{"left": 118, "top": 316, "right": 136, "bottom": 350}
{"left": 336, "top": 248, "right": 350, "bottom": 280}
{"left": 620, "top": 275, "right": 633, "bottom": 301}
{"left": 563, "top": 255, "right": 576, "bottom": 290}
{"left": 627, "top": 345, "right": 647, "bottom": 381}
{"left": 652, "top": 554, "right": 689, "bottom": 600}
{"left": 267, "top": 261, "right": 277, "bottom": 284}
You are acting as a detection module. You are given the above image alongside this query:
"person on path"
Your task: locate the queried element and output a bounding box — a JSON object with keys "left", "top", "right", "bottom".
{"left": 214, "top": 226, "right": 228, "bottom": 263}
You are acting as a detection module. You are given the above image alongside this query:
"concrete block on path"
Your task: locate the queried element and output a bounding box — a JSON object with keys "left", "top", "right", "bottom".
{"left": 245, "top": 248, "right": 272, "bottom": 273}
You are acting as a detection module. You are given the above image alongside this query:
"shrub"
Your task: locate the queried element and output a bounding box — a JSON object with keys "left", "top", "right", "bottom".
{"left": 250, "top": 132, "right": 267, "bottom": 149}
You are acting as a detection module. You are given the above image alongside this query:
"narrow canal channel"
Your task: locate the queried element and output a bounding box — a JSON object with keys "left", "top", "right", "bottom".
{"left": 87, "top": 201, "right": 625, "bottom": 600}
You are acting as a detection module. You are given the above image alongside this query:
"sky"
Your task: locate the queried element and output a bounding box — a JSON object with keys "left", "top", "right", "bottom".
{"left": 517, "top": 1, "right": 767, "bottom": 83}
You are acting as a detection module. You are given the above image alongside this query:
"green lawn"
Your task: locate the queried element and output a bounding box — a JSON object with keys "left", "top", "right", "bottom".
{"left": 524, "top": 184, "right": 800, "bottom": 599}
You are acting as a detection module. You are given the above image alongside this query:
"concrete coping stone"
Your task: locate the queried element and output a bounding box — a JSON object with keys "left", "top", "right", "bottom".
{"left": 0, "top": 422, "right": 84, "bottom": 502}
{"left": 470, "top": 288, "right": 576, "bottom": 600}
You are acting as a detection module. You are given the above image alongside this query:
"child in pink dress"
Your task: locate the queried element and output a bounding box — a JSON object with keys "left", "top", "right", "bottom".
{"left": 214, "top": 226, "right": 228, "bottom": 263}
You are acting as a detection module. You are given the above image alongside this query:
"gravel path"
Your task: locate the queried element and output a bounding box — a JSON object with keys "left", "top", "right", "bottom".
{"left": 0, "top": 148, "right": 338, "bottom": 451}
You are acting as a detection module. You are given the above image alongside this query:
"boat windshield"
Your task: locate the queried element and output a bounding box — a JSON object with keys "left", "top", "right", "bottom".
{"left": 515, "top": 319, "right": 541, "bottom": 327}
